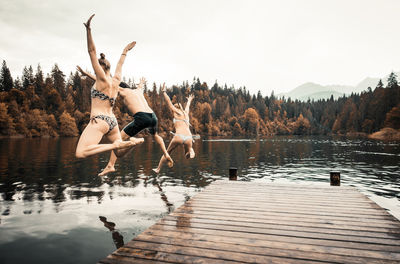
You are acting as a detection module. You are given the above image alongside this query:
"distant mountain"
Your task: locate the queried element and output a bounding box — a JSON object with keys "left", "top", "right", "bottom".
{"left": 278, "top": 72, "right": 398, "bottom": 101}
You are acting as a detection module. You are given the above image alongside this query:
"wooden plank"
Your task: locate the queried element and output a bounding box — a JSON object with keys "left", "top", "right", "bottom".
{"left": 123, "top": 240, "right": 327, "bottom": 264}
{"left": 170, "top": 211, "right": 400, "bottom": 234}
{"left": 202, "top": 186, "right": 365, "bottom": 195}
{"left": 108, "top": 247, "right": 242, "bottom": 264}
{"left": 149, "top": 224, "right": 400, "bottom": 252}
{"left": 162, "top": 214, "right": 400, "bottom": 239}
{"left": 132, "top": 233, "right": 400, "bottom": 264}
{"left": 99, "top": 255, "right": 170, "bottom": 264}
{"left": 175, "top": 206, "right": 400, "bottom": 226}
{"left": 205, "top": 184, "right": 360, "bottom": 193}
{"left": 157, "top": 219, "right": 400, "bottom": 245}
{"left": 99, "top": 181, "right": 400, "bottom": 263}
{"left": 141, "top": 229, "right": 400, "bottom": 261}
{"left": 187, "top": 199, "right": 389, "bottom": 216}
{"left": 177, "top": 204, "right": 396, "bottom": 221}
{"left": 194, "top": 194, "right": 382, "bottom": 208}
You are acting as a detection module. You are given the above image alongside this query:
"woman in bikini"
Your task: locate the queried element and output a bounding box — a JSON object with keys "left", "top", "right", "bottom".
{"left": 75, "top": 69, "right": 174, "bottom": 175}
{"left": 153, "top": 83, "right": 195, "bottom": 173}
{"left": 75, "top": 14, "right": 143, "bottom": 159}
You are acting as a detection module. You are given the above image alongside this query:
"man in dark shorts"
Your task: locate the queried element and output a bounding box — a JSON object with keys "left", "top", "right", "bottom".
{"left": 77, "top": 66, "right": 173, "bottom": 176}
{"left": 98, "top": 78, "right": 173, "bottom": 176}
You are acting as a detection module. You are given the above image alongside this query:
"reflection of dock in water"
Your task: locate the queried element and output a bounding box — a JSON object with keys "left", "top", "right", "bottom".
{"left": 143, "top": 175, "right": 175, "bottom": 213}
{"left": 99, "top": 216, "right": 124, "bottom": 249}
{"left": 98, "top": 181, "right": 400, "bottom": 263}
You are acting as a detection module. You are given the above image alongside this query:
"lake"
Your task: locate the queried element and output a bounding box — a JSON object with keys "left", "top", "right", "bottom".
{"left": 0, "top": 136, "right": 399, "bottom": 264}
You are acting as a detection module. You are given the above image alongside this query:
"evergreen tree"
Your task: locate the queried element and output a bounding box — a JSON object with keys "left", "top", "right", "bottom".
{"left": 376, "top": 79, "right": 384, "bottom": 89}
{"left": 51, "top": 64, "right": 66, "bottom": 99}
{"left": 22, "top": 65, "right": 34, "bottom": 90}
{"left": 387, "top": 72, "right": 398, "bottom": 88}
{"left": 35, "top": 64, "right": 45, "bottom": 96}
{"left": 0, "top": 60, "right": 13, "bottom": 92}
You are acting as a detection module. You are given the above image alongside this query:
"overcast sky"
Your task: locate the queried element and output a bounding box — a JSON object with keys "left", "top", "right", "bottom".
{"left": 1, "top": 0, "right": 399, "bottom": 95}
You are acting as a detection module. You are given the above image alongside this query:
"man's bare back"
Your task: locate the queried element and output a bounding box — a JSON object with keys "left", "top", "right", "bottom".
{"left": 119, "top": 86, "right": 153, "bottom": 115}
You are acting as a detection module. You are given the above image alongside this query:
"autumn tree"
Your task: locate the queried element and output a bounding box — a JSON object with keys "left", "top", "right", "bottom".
{"left": 242, "top": 108, "right": 260, "bottom": 135}
{"left": 384, "top": 105, "right": 400, "bottom": 129}
{"left": 59, "top": 111, "right": 79, "bottom": 136}
{"left": 0, "top": 103, "right": 14, "bottom": 135}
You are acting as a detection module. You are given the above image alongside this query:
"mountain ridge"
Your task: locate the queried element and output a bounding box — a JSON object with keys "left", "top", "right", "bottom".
{"left": 277, "top": 72, "right": 398, "bottom": 101}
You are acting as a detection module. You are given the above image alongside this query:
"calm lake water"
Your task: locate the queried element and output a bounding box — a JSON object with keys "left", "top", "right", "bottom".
{"left": 0, "top": 136, "right": 399, "bottom": 264}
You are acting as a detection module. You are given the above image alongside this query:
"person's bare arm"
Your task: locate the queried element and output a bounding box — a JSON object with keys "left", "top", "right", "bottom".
{"left": 114, "top": 41, "right": 136, "bottom": 82}
{"left": 161, "top": 83, "right": 179, "bottom": 114}
{"left": 185, "top": 94, "right": 194, "bottom": 114}
{"left": 76, "top": 66, "right": 95, "bottom": 81}
{"left": 84, "top": 14, "right": 106, "bottom": 81}
{"left": 136, "top": 77, "right": 146, "bottom": 92}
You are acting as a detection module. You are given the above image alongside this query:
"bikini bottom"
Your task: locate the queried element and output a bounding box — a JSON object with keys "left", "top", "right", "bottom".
{"left": 91, "top": 114, "right": 117, "bottom": 134}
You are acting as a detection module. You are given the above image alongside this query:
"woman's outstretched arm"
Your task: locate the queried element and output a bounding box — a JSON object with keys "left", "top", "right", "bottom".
{"left": 76, "top": 65, "right": 95, "bottom": 81}
{"left": 161, "top": 83, "right": 179, "bottom": 114}
{"left": 136, "top": 77, "right": 146, "bottom": 91}
{"left": 114, "top": 41, "right": 136, "bottom": 82}
{"left": 185, "top": 94, "right": 194, "bottom": 114}
{"left": 84, "top": 14, "right": 106, "bottom": 81}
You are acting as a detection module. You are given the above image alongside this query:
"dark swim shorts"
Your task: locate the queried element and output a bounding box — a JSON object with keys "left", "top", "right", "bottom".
{"left": 123, "top": 112, "right": 158, "bottom": 137}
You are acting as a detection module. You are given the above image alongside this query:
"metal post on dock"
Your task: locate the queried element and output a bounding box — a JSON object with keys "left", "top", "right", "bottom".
{"left": 229, "top": 167, "right": 237, "bottom": 181}
{"left": 330, "top": 171, "right": 340, "bottom": 186}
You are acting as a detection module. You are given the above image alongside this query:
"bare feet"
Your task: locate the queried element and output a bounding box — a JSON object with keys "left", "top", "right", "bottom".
{"left": 185, "top": 148, "right": 195, "bottom": 159}
{"left": 113, "top": 139, "right": 135, "bottom": 149}
{"left": 98, "top": 165, "right": 115, "bottom": 176}
{"left": 165, "top": 153, "right": 174, "bottom": 168}
{"left": 152, "top": 168, "right": 160, "bottom": 174}
{"left": 113, "top": 138, "right": 144, "bottom": 158}
{"left": 130, "top": 137, "right": 144, "bottom": 145}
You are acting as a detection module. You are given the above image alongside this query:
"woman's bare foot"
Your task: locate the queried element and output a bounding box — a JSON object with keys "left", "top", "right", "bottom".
{"left": 98, "top": 165, "right": 115, "bottom": 176}
{"left": 130, "top": 137, "right": 144, "bottom": 145}
{"left": 113, "top": 138, "right": 144, "bottom": 158}
{"left": 185, "top": 148, "right": 195, "bottom": 159}
{"left": 152, "top": 168, "right": 160, "bottom": 174}
{"left": 113, "top": 139, "right": 134, "bottom": 149}
{"left": 165, "top": 154, "right": 174, "bottom": 168}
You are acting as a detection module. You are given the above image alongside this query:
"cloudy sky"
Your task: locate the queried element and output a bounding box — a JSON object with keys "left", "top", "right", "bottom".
{"left": 1, "top": 0, "right": 399, "bottom": 95}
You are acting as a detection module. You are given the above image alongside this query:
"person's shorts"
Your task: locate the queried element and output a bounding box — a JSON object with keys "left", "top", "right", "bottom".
{"left": 123, "top": 112, "right": 158, "bottom": 136}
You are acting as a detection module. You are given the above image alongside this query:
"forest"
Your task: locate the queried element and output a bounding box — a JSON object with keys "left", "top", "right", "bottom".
{"left": 0, "top": 60, "right": 399, "bottom": 139}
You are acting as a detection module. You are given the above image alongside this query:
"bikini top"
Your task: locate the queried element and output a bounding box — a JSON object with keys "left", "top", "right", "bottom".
{"left": 173, "top": 118, "right": 191, "bottom": 127}
{"left": 91, "top": 87, "right": 117, "bottom": 107}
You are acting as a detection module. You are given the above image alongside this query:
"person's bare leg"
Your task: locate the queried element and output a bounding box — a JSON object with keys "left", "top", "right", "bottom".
{"left": 76, "top": 121, "right": 135, "bottom": 159}
{"left": 99, "top": 130, "right": 143, "bottom": 176}
{"left": 98, "top": 151, "right": 118, "bottom": 176}
{"left": 184, "top": 139, "right": 195, "bottom": 159}
{"left": 153, "top": 137, "right": 181, "bottom": 174}
{"left": 154, "top": 133, "right": 174, "bottom": 167}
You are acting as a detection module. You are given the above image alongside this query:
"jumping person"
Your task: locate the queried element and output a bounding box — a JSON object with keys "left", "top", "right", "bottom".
{"left": 75, "top": 14, "right": 143, "bottom": 159}
{"left": 153, "top": 84, "right": 196, "bottom": 174}
{"left": 76, "top": 68, "right": 173, "bottom": 176}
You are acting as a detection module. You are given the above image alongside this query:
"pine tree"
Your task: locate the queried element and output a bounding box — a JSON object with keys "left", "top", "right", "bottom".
{"left": 0, "top": 60, "right": 13, "bottom": 92}
{"left": 22, "top": 65, "right": 34, "bottom": 90}
{"left": 387, "top": 72, "right": 398, "bottom": 88}
{"left": 51, "top": 64, "right": 66, "bottom": 99}
{"left": 376, "top": 79, "right": 384, "bottom": 89}
{"left": 35, "top": 64, "right": 45, "bottom": 96}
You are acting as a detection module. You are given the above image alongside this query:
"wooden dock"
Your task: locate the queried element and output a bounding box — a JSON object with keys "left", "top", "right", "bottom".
{"left": 98, "top": 181, "right": 400, "bottom": 264}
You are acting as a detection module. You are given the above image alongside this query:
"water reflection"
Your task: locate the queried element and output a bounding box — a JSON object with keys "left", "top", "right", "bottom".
{"left": 0, "top": 136, "right": 399, "bottom": 264}
{"left": 143, "top": 175, "right": 174, "bottom": 213}
{"left": 99, "top": 216, "right": 124, "bottom": 249}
